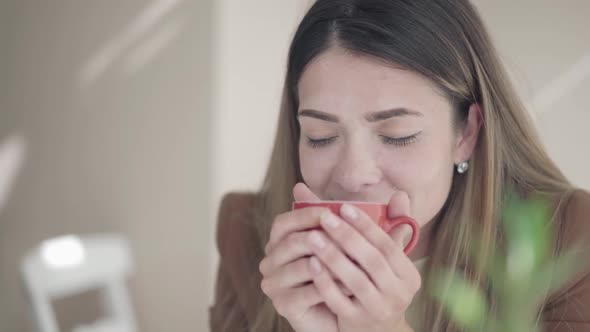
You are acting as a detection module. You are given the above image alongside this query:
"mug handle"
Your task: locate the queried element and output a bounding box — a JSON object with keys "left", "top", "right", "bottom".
{"left": 381, "top": 216, "right": 420, "bottom": 255}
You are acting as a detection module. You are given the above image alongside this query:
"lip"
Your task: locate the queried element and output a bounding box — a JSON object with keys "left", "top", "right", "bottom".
{"left": 325, "top": 195, "right": 389, "bottom": 204}
{"left": 298, "top": 199, "right": 387, "bottom": 205}
{"left": 325, "top": 190, "right": 397, "bottom": 205}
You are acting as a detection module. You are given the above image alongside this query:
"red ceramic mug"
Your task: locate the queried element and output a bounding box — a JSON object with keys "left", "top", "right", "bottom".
{"left": 292, "top": 201, "right": 420, "bottom": 255}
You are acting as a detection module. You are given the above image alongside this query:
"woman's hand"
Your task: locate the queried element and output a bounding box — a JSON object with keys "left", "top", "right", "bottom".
{"left": 307, "top": 192, "right": 421, "bottom": 332}
{"left": 259, "top": 183, "right": 341, "bottom": 332}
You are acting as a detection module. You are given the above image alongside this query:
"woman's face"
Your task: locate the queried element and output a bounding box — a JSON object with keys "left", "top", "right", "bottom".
{"left": 297, "top": 48, "right": 479, "bottom": 227}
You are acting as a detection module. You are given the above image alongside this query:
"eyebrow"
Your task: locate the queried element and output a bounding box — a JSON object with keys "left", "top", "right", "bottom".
{"left": 297, "top": 108, "right": 423, "bottom": 123}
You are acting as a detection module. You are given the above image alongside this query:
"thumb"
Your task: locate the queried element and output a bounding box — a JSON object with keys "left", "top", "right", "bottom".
{"left": 386, "top": 191, "right": 413, "bottom": 246}
{"left": 387, "top": 191, "right": 411, "bottom": 219}
{"left": 293, "top": 182, "right": 321, "bottom": 202}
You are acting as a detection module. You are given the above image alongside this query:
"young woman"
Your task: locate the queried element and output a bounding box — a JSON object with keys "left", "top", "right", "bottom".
{"left": 210, "top": 0, "right": 590, "bottom": 331}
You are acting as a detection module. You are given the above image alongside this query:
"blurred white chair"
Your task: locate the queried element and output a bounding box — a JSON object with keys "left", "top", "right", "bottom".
{"left": 20, "top": 234, "right": 137, "bottom": 332}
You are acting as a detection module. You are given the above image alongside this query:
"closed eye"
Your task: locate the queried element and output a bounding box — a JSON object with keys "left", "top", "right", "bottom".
{"left": 305, "top": 132, "right": 421, "bottom": 149}
{"left": 306, "top": 136, "right": 338, "bottom": 148}
{"left": 379, "top": 132, "right": 421, "bottom": 146}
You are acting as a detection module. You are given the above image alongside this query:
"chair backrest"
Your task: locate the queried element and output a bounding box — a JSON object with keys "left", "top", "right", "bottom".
{"left": 21, "top": 234, "right": 137, "bottom": 332}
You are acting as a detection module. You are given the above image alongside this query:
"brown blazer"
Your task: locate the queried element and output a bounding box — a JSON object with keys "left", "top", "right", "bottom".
{"left": 209, "top": 190, "right": 590, "bottom": 331}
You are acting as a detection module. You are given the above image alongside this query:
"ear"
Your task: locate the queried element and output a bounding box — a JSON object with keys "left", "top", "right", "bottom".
{"left": 454, "top": 103, "right": 483, "bottom": 164}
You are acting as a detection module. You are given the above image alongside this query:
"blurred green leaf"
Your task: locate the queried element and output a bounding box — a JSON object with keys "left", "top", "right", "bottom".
{"left": 529, "top": 249, "right": 580, "bottom": 303}
{"left": 431, "top": 190, "right": 580, "bottom": 332}
{"left": 432, "top": 269, "right": 487, "bottom": 330}
{"left": 502, "top": 193, "right": 551, "bottom": 270}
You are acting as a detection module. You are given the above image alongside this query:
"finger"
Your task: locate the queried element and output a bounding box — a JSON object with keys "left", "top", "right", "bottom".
{"left": 307, "top": 231, "right": 385, "bottom": 316}
{"left": 293, "top": 182, "right": 321, "bottom": 202}
{"left": 260, "top": 232, "right": 313, "bottom": 276}
{"left": 319, "top": 207, "right": 400, "bottom": 292}
{"left": 386, "top": 191, "right": 414, "bottom": 246}
{"left": 339, "top": 204, "right": 418, "bottom": 282}
{"left": 337, "top": 281, "right": 353, "bottom": 297}
{"left": 265, "top": 183, "right": 321, "bottom": 254}
{"left": 260, "top": 231, "right": 351, "bottom": 292}
{"left": 266, "top": 207, "right": 327, "bottom": 254}
{"left": 261, "top": 257, "right": 314, "bottom": 296}
{"left": 271, "top": 283, "right": 324, "bottom": 319}
{"left": 308, "top": 256, "right": 358, "bottom": 319}
{"left": 387, "top": 191, "right": 411, "bottom": 218}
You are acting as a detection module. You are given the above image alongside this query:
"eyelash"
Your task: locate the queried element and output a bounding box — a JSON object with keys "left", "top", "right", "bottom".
{"left": 306, "top": 133, "right": 420, "bottom": 149}
{"left": 307, "top": 136, "right": 338, "bottom": 148}
{"left": 379, "top": 134, "right": 419, "bottom": 147}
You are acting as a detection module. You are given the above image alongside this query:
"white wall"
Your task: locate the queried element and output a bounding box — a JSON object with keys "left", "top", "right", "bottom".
{"left": 1, "top": 1, "right": 214, "bottom": 331}
{"left": 0, "top": 0, "right": 10, "bottom": 132}
{"left": 474, "top": 1, "right": 590, "bottom": 190}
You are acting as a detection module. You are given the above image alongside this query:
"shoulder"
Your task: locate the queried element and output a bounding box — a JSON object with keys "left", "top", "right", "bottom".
{"left": 217, "top": 192, "right": 259, "bottom": 221}
{"left": 543, "top": 189, "right": 590, "bottom": 326}
{"left": 215, "top": 192, "right": 261, "bottom": 258}
{"left": 552, "top": 189, "right": 590, "bottom": 257}
{"left": 212, "top": 192, "right": 265, "bottom": 329}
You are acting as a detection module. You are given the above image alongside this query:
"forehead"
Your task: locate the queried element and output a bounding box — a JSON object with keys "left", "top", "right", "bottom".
{"left": 297, "top": 48, "right": 448, "bottom": 115}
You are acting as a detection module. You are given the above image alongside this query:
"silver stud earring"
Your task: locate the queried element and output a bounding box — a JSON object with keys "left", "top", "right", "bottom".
{"left": 457, "top": 161, "right": 469, "bottom": 174}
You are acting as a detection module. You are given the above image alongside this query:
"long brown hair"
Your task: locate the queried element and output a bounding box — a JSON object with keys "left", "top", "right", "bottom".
{"left": 251, "top": 0, "right": 573, "bottom": 330}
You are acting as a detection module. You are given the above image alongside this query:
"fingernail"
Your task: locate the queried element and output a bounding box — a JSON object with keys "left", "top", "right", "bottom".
{"left": 320, "top": 212, "right": 340, "bottom": 229}
{"left": 309, "top": 256, "right": 322, "bottom": 274}
{"left": 341, "top": 204, "right": 358, "bottom": 220}
{"left": 309, "top": 231, "right": 326, "bottom": 248}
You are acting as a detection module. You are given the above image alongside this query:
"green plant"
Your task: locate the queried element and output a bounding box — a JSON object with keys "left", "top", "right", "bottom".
{"left": 431, "top": 193, "right": 580, "bottom": 331}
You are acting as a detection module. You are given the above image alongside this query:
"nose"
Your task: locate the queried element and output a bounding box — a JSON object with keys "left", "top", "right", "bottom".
{"left": 333, "top": 144, "right": 382, "bottom": 193}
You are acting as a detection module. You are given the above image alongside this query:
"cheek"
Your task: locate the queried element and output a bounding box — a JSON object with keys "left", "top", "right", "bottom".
{"left": 299, "top": 145, "right": 336, "bottom": 196}
{"left": 411, "top": 160, "right": 454, "bottom": 225}
{"left": 381, "top": 139, "right": 455, "bottom": 225}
